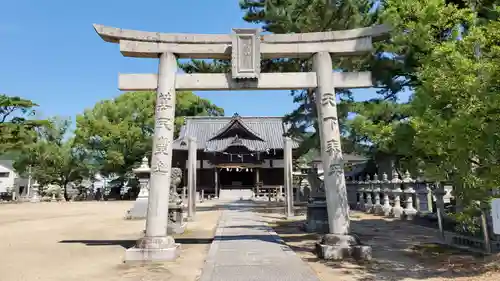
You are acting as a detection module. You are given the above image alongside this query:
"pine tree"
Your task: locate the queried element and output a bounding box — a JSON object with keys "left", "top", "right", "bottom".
{"left": 241, "top": 0, "right": 380, "bottom": 156}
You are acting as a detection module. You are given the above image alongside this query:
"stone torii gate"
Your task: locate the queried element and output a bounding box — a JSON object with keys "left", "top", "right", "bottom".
{"left": 93, "top": 24, "right": 389, "bottom": 262}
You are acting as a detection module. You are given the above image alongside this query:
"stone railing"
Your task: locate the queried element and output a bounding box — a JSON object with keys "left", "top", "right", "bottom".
{"left": 346, "top": 171, "right": 500, "bottom": 253}
{"left": 346, "top": 170, "right": 436, "bottom": 220}
{"left": 253, "top": 185, "right": 285, "bottom": 202}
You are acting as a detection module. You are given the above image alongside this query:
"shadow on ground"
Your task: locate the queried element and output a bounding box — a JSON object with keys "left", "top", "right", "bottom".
{"left": 268, "top": 212, "right": 500, "bottom": 280}
{"left": 57, "top": 200, "right": 499, "bottom": 280}
{"left": 59, "top": 237, "right": 215, "bottom": 248}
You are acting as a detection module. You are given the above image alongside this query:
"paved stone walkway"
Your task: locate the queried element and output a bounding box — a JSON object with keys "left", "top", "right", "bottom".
{"left": 199, "top": 202, "right": 320, "bottom": 281}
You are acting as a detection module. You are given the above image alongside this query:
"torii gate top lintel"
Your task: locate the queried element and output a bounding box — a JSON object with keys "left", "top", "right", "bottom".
{"left": 93, "top": 23, "right": 389, "bottom": 45}
{"left": 92, "top": 24, "right": 390, "bottom": 60}
{"left": 93, "top": 24, "right": 389, "bottom": 92}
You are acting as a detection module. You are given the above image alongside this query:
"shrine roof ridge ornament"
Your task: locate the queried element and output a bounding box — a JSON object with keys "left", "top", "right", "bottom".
{"left": 93, "top": 24, "right": 390, "bottom": 59}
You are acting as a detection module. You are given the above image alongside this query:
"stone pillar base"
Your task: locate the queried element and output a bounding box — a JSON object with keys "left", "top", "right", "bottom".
{"left": 392, "top": 206, "right": 404, "bottom": 219}
{"left": 125, "top": 236, "right": 180, "bottom": 262}
{"left": 316, "top": 234, "right": 372, "bottom": 261}
{"left": 373, "top": 204, "right": 384, "bottom": 215}
{"left": 403, "top": 208, "right": 418, "bottom": 220}
{"left": 125, "top": 197, "right": 148, "bottom": 220}
{"left": 304, "top": 201, "right": 330, "bottom": 234}
{"left": 167, "top": 222, "right": 187, "bottom": 235}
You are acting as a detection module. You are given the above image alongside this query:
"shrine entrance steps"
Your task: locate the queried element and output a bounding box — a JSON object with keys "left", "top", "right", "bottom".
{"left": 218, "top": 189, "right": 254, "bottom": 201}
{"left": 199, "top": 201, "right": 320, "bottom": 281}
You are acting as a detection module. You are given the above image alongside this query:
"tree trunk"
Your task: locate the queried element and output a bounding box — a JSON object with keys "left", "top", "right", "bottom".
{"left": 63, "top": 180, "right": 70, "bottom": 201}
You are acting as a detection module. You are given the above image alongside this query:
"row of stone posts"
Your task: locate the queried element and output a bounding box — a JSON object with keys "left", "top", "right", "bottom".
{"left": 347, "top": 170, "right": 440, "bottom": 219}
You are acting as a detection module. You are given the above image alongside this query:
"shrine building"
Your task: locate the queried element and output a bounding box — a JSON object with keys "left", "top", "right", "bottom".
{"left": 172, "top": 114, "right": 299, "bottom": 199}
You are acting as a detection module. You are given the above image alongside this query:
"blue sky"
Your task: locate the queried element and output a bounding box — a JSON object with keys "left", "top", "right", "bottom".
{"left": 0, "top": 0, "right": 410, "bottom": 123}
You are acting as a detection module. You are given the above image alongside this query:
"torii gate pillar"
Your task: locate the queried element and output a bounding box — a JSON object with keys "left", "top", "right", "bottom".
{"left": 94, "top": 23, "right": 389, "bottom": 262}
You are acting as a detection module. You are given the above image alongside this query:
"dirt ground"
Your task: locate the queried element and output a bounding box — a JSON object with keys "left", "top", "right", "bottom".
{"left": 262, "top": 210, "right": 500, "bottom": 281}
{"left": 0, "top": 201, "right": 221, "bottom": 281}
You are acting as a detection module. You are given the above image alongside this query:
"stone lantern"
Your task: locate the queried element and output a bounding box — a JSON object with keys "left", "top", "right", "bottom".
{"left": 134, "top": 157, "right": 151, "bottom": 198}
{"left": 126, "top": 157, "right": 151, "bottom": 219}
{"left": 30, "top": 182, "right": 41, "bottom": 203}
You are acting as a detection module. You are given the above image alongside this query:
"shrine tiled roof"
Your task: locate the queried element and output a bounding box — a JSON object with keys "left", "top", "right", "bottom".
{"left": 172, "top": 115, "right": 300, "bottom": 151}
{"left": 206, "top": 135, "right": 267, "bottom": 152}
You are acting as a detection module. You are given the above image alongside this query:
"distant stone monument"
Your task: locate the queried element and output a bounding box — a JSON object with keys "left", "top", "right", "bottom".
{"left": 304, "top": 170, "right": 329, "bottom": 233}
{"left": 167, "top": 167, "right": 187, "bottom": 235}
{"left": 126, "top": 158, "right": 186, "bottom": 229}
{"left": 169, "top": 167, "right": 182, "bottom": 203}
{"left": 30, "top": 182, "right": 41, "bottom": 203}
{"left": 126, "top": 157, "right": 151, "bottom": 219}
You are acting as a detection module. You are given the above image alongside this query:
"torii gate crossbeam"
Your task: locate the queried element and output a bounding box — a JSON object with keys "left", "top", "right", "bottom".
{"left": 93, "top": 23, "right": 389, "bottom": 263}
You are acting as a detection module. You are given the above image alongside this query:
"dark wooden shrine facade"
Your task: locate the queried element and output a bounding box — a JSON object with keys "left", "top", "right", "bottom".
{"left": 171, "top": 114, "right": 299, "bottom": 195}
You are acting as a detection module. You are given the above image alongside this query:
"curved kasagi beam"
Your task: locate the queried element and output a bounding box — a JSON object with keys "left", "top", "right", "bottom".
{"left": 93, "top": 24, "right": 390, "bottom": 59}
{"left": 93, "top": 24, "right": 390, "bottom": 44}
{"left": 263, "top": 24, "right": 390, "bottom": 43}
{"left": 93, "top": 24, "right": 232, "bottom": 44}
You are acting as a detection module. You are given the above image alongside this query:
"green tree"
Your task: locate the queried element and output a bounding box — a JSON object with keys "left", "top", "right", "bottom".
{"left": 410, "top": 17, "right": 500, "bottom": 210}
{"left": 14, "top": 117, "right": 92, "bottom": 200}
{"left": 183, "top": 0, "right": 495, "bottom": 183}
{"left": 351, "top": 0, "right": 473, "bottom": 173}
{"left": 74, "top": 91, "right": 224, "bottom": 188}
{"left": 181, "top": 0, "right": 379, "bottom": 156}
{"left": 325, "top": 0, "right": 475, "bottom": 172}
{"left": 0, "top": 94, "right": 45, "bottom": 153}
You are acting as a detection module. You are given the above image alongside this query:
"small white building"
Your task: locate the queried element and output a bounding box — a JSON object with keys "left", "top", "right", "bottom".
{"left": 0, "top": 160, "right": 29, "bottom": 194}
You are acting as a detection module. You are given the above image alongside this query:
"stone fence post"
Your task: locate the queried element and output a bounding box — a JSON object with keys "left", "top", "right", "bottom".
{"left": 414, "top": 175, "right": 433, "bottom": 214}
{"left": 350, "top": 178, "right": 363, "bottom": 210}
{"left": 380, "top": 173, "right": 392, "bottom": 216}
{"left": 432, "top": 183, "right": 446, "bottom": 239}
{"left": 391, "top": 170, "right": 404, "bottom": 219}
{"left": 402, "top": 171, "right": 417, "bottom": 219}
{"left": 364, "top": 175, "right": 374, "bottom": 213}
{"left": 345, "top": 178, "right": 358, "bottom": 209}
{"left": 357, "top": 177, "right": 367, "bottom": 211}
{"left": 372, "top": 174, "right": 383, "bottom": 215}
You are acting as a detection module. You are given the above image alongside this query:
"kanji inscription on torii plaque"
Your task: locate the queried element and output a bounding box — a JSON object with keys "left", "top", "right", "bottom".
{"left": 231, "top": 28, "right": 261, "bottom": 80}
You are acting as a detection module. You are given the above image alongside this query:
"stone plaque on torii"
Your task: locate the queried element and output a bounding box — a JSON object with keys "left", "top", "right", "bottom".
{"left": 93, "top": 23, "right": 389, "bottom": 262}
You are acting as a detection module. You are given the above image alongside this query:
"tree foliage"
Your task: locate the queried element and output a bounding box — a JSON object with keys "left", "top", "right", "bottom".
{"left": 411, "top": 17, "right": 500, "bottom": 208}
{"left": 74, "top": 91, "right": 224, "bottom": 181}
{"left": 234, "top": 1, "right": 500, "bottom": 207}
{"left": 180, "top": 0, "right": 381, "bottom": 156}
{"left": 14, "top": 117, "right": 92, "bottom": 200}
{"left": 0, "top": 94, "right": 45, "bottom": 153}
